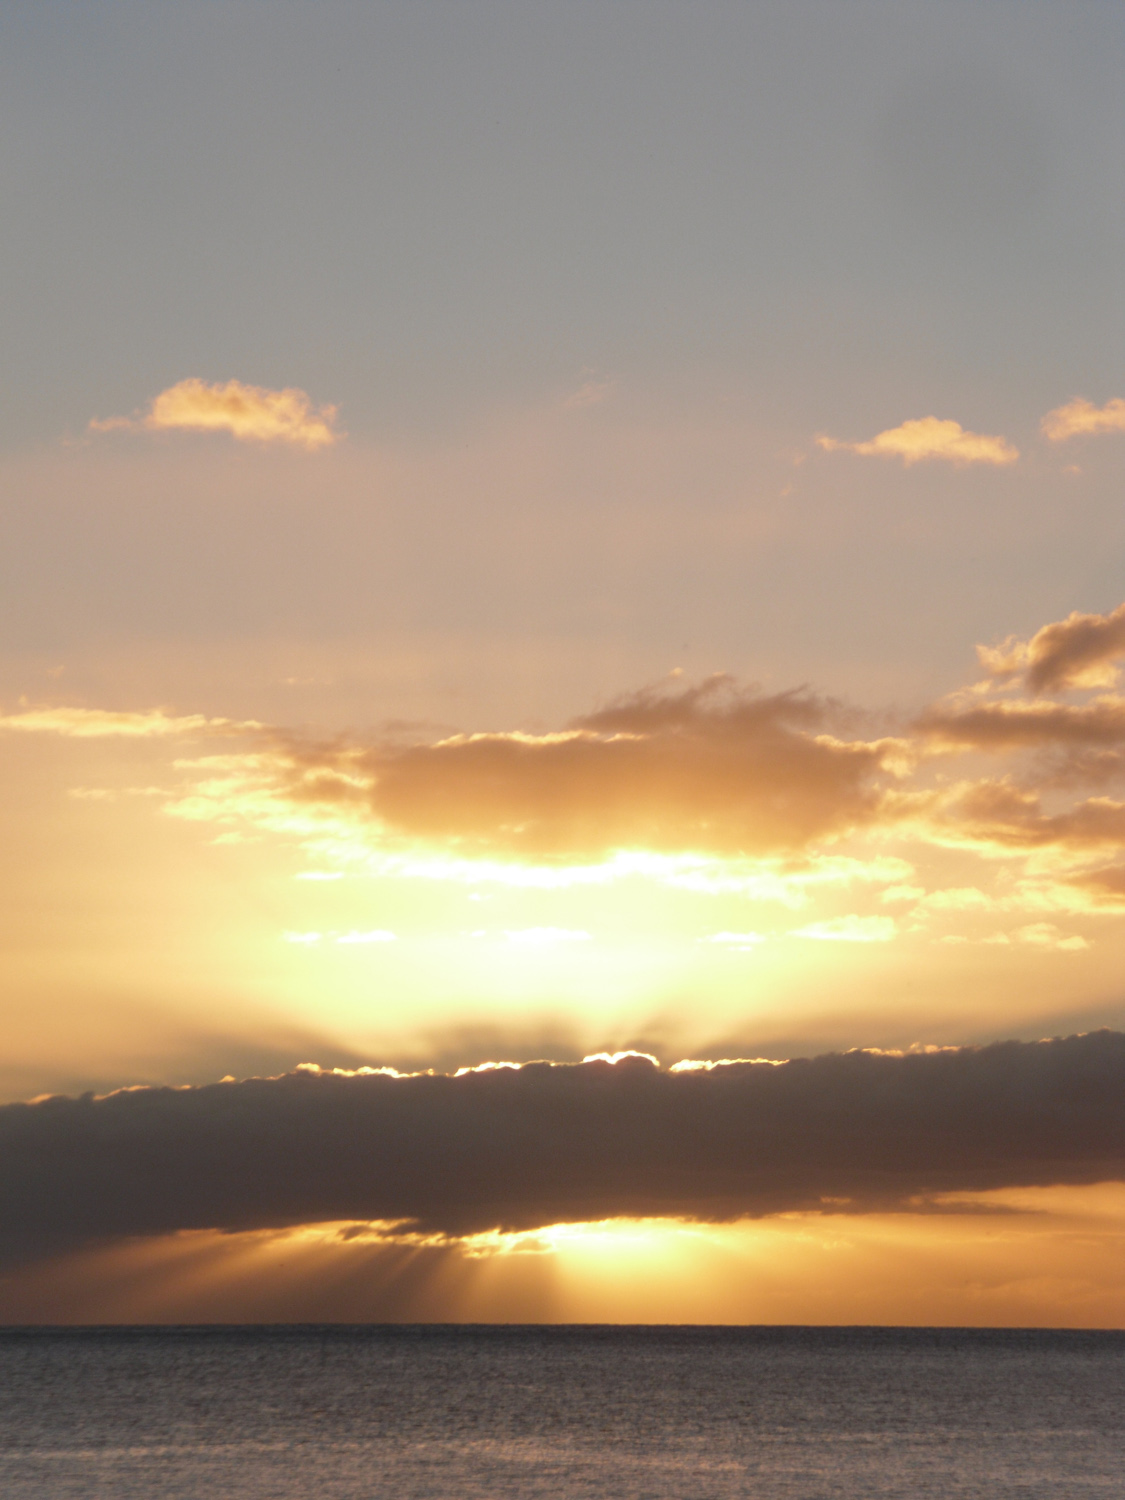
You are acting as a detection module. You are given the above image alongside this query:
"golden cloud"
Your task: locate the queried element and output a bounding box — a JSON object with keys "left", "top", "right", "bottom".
{"left": 0, "top": 705, "right": 253, "bottom": 738}
{"left": 916, "top": 696, "right": 1125, "bottom": 752}
{"left": 925, "top": 780, "right": 1125, "bottom": 853}
{"left": 1041, "top": 396, "right": 1125, "bottom": 443}
{"left": 816, "top": 416, "right": 1018, "bottom": 467}
{"left": 90, "top": 377, "right": 341, "bottom": 450}
{"left": 18, "top": 602, "right": 1125, "bottom": 907}
{"left": 977, "top": 604, "right": 1125, "bottom": 695}
{"left": 269, "top": 679, "right": 896, "bottom": 860}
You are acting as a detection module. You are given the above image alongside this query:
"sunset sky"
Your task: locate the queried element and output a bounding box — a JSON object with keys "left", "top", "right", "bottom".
{"left": 2, "top": 0, "right": 1125, "bottom": 1325}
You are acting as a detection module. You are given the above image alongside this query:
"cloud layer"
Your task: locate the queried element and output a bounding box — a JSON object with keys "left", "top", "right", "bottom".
{"left": 2, "top": 1033, "right": 1122, "bottom": 1256}
{"left": 15, "top": 600, "right": 1125, "bottom": 934}
{"left": 90, "top": 378, "right": 340, "bottom": 450}
{"left": 816, "top": 417, "right": 1018, "bottom": 466}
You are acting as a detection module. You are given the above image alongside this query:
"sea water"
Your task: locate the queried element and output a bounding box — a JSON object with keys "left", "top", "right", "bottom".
{"left": 0, "top": 1325, "right": 1121, "bottom": 1498}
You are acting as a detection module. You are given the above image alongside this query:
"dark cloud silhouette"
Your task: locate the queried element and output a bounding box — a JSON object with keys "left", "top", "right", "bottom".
{"left": 270, "top": 679, "right": 892, "bottom": 859}
{"left": 2, "top": 1033, "right": 1122, "bottom": 1264}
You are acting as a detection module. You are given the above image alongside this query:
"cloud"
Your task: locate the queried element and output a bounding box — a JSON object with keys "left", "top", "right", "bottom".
{"left": 1066, "top": 865, "right": 1125, "bottom": 910}
{"left": 2, "top": 1033, "right": 1122, "bottom": 1259}
{"left": 981, "top": 923, "right": 1088, "bottom": 952}
{"left": 0, "top": 705, "right": 250, "bottom": 738}
{"left": 816, "top": 417, "right": 1018, "bottom": 467}
{"left": 260, "top": 678, "right": 896, "bottom": 861}
{"left": 924, "top": 781, "right": 1125, "bottom": 853}
{"left": 90, "top": 378, "right": 341, "bottom": 450}
{"left": 977, "top": 604, "right": 1125, "bottom": 695}
{"left": 1041, "top": 397, "right": 1125, "bottom": 443}
{"left": 21, "top": 603, "right": 1125, "bottom": 889}
{"left": 916, "top": 696, "right": 1125, "bottom": 752}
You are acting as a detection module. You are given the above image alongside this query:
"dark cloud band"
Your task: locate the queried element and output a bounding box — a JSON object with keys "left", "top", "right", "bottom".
{"left": 2, "top": 1033, "right": 1123, "bottom": 1256}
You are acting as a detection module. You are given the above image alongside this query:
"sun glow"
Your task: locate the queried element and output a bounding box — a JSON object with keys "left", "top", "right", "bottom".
{"left": 7, "top": 1190, "right": 1125, "bottom": 1326}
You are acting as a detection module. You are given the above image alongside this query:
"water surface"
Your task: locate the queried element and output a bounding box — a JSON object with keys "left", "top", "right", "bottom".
{"left": 0, "top": 1325, "right": 1122, "bottom": 1498}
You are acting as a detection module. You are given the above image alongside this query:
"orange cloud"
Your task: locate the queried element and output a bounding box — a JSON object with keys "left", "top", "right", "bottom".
{"left": 90, "top": 377, "right": 341, "bottom": 449}
{"left": 0, "top": 705, "right": 253, "bottom": 738}
{"left": 816, "top": 416, "right": 1017, "bottom": 467}
{"left": 269, "top": 678, "right": 896, "bottom": 860}
{"left": 925, "top": 780, "right": 1125, "bottom": 853}
{"left": 977, "top": 603, "right": 1125, "bottom": 695}
{"left": 1041, "top": 396, "right": 1125, "bottom": 443}
{"left": 20, "top": 603, "right": 1125, "bottom": 895}
{"left": 916, "top": 696, "right": 1125, "bottom": 752}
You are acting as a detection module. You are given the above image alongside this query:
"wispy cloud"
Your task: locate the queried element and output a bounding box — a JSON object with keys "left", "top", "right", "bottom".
{"left": 0, "top": 705, "right": 252, "bottom": 738}
{"left": 90, "top": 378, "right": 341, "bottom": 450}
{"left": 1041, "top": 396, "right": 1125, "bottom": 443}
{"left": 816, "top": 416, "right": 1017, "bottom": 467}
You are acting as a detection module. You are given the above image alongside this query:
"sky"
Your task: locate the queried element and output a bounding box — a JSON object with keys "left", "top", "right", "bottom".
{"left": 2, "top": 0, "right": 1125, "bottom": 1325}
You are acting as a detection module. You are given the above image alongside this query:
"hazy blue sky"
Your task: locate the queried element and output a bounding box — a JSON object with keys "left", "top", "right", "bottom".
{"left": 1, "top": 1, "right": 1121, "bottom": 447}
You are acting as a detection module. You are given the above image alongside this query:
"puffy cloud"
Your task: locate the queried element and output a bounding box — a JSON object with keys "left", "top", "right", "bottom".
{"left": 816, "top": 417, "right": 1017, "bottom": 467}
{"left": 977, "top": 604, "right": 1125, "bottom": 695}
{"left": 2, "top": 1033, "right": 1122, "bottom": 1257}
{"left": 1041, "top": 397, "right": 1125, "bottom": 443}
{"left": 269, "top": 679, "right": 896, "bottom": 860}
{"left": 90, "top": 378, "right": 340, "bottom": 450}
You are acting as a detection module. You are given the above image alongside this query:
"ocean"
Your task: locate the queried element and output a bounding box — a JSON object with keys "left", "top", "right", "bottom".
{"left": 0, "top": 1325, "right": 1121, "bottom": 1498}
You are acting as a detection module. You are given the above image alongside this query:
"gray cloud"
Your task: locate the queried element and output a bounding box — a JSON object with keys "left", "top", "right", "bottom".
{"left": 2, "top": 1033, "right": 1122, "bottom": 1262}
